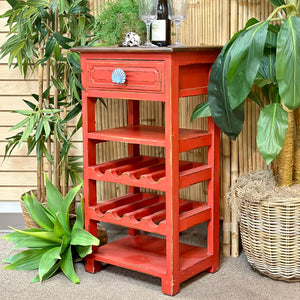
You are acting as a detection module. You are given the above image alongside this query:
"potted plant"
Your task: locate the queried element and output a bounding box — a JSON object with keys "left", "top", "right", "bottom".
{"left": 191, "top": 0, "right": 300, "bottom": 281}
{"left": 2, "top": 177, "right": 100, "bottom": 283}
{"left": 92, "top": 0, "right": 146, "bottom": 47}
{"left": 1, "top": 0, "right": 94, "bottom": 222}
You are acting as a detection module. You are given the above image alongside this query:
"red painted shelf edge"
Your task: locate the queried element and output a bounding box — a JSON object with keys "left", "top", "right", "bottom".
{"left": 88, "top": 235, "right": 213, "bottom": 279}
{"left": 88, "top": 192, "right": 211, "bottom": 235}
{"left": 87, "top": 125, "right": 211, "bottom": 152}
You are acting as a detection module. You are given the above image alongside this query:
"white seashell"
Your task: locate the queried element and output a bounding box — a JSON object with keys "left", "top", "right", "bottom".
{"left": 112, "top": 68, "right": 126, "bottom": 84}
{"left": 123, "top": 32, "right": 141, "bottom": 47}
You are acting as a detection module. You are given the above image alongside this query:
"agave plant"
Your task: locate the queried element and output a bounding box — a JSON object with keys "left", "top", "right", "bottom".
{"left": 2, "top": 177, "right": 99, "bottom": 283}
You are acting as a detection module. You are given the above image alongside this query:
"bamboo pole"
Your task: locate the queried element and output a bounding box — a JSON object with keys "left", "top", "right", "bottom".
{"left": 46, "top": 16, "right": 52, "bottom": 183}
{"left": 231, "top": 139, "right": 239, "bottom": 258}
{"left": 53, "top": 9, "right": 60, "bottom": 190}
{"left": 37, "top": 47, "right": 44, "bottom": 202}
{"left": 222, "top": 134, "right": 231, "bottom": 257}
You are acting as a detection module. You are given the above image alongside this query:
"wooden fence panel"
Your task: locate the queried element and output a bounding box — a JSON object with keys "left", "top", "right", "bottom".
{"left": 0, "top": 0, "right": 274, "bottom": 255}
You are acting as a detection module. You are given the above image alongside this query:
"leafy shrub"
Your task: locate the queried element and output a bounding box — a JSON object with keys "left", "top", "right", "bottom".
{"left": 92, "top": 0, "right": 146, "bottom": 46}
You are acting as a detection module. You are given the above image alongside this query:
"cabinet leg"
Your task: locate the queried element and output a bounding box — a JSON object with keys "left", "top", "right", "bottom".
{"left": 161, "top": 278, "right": 180, "bottom": 296}
{"left": 128, "top": 228, "right": 140, "bottom": 236}
{"left": 85, "top": 255, "right": 102, "bottom": 273}
{"left": 206, "top": 263, "right": 219, "bottom": 273}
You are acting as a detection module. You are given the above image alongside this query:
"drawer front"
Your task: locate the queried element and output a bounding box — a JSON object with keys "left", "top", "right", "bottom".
{"left": 86, "top": 59, "right": 165, "bottom": 94}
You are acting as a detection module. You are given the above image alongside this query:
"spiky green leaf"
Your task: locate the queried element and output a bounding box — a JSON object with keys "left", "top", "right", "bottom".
{"left": 60, "top": 246, "right": 79, "bottom": 284}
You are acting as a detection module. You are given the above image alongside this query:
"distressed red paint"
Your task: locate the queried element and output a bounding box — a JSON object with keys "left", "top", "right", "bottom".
{"left": 73, "top": 47, "right": 221, "bottom": 296}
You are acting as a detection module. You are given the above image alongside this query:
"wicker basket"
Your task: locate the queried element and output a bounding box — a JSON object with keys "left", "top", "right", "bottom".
{"left": 240, "top": 197, "right": 300, "bottom": 281}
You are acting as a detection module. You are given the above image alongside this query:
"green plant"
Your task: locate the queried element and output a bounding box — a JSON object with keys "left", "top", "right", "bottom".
{"left": 1, "top": 0, "right": 94, "bottom": 197}
{"left": 92, "top": 0, "right": 146, "bottom": 46}
{"left": 2, "top": 177, "right": 99, "bottom": 283}
{"left": 192, "top": 0, "right": 300, "bottom": 186}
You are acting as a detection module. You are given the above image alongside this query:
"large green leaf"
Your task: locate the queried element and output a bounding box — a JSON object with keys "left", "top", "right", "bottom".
{"left": 75, "top": 245, "right": 93, "bottom": 258}
{"left": 2, "top": 228, "right": 47, "bottom": 244}
{"left": 45, "top": 176, "right": 64, "bottom": 216}
{"left": 61, "top": 184, "right": 82, "bottom": 230}
{"left": 13, "top": 236, "right": 59, "bottom": 249}
{"left": 227, "top": 20, "right": 269, "bottom": 110}
{"left": 71, "top": 197, "right": 84, "bottom": 231}
{"left": 254, "top": 48, "right": 276, "bottom": 89}
{"left": 71, "top": 228, "right": 99, "bottom": 247}
{"left": 191, "top": 101, "right": 211, "bottom": 121}
{"left": 54, "top": 216, "right": 70, "bottom": 239}
{"left": 256, "top": 103, "right": 288, "bottom": 164}
{"left": 276, "top": 16, "right": 300, "bottom": 110}
{"left": 3, "top": 248, "right": 49, "bottom": 270}
{"left": 8, "top": 227, "right": 61, "bottom": 244}
{"left": 39, "top": 246, "right": 61, "bottom": 281}
{"left": 31, "top": 262, "right": 61, "bottom": 283}
{"left": 269, "top": 0, "right": 286, "bottom": 7}
{"left": 23, "top": 192, "right": 55, "bottom": 230}
{"left": 60, "top": 246, "right": 79, "bottom": 284}
{"left": 207, "top": 52, "right": 245, "bottom": 140}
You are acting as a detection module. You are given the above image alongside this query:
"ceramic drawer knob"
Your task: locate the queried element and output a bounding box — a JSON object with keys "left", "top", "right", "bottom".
{"left": 112, "top": 68, "right": 126, "bottom": 84}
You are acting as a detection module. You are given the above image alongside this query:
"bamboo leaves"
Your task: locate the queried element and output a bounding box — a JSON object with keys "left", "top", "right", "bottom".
{"left": 1, "top": 0, "right": 94, "bottom": 189}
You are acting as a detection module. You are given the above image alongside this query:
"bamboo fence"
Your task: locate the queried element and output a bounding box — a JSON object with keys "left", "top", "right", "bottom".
{"left": 88, "top": 0, "right": 273, "bottom": 257}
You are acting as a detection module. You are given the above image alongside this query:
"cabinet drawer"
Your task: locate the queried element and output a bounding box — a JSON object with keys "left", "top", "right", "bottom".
{"left": 86, "top": 59, "right": 165, "bottom": 94}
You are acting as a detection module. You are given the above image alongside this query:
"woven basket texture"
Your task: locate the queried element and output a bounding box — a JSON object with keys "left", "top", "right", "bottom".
{"left": 240, "top": 197, "right": 300, "bottom": 281}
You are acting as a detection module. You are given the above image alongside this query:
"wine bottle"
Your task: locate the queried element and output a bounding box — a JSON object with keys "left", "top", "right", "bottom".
{"left": 151, "top": 0, "right": 171, "bottom": 47}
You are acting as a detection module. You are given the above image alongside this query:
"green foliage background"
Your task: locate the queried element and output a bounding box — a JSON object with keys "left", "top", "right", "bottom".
{"left": 92, "top": 0, "right": 146, "bottom": 46}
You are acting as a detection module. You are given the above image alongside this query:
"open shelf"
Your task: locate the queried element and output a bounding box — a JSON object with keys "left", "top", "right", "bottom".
{"left": 87, "top": 156, "right": 211, "bottom": 191}
{"left": 90, "top": 235, "right": 213, "bottom": 281}
{"left": 88, "top": 125, "right": 211, "bottom": 152}
{"left": 88, "top": 192, "right": 211, "bottom": 235}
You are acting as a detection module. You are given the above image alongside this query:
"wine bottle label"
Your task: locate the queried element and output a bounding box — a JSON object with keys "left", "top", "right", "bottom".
{"left": 151, "top": 20, "right": 166, "bottom": 41}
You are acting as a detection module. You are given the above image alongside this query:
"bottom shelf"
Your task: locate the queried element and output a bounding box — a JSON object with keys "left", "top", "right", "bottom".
{"left": 88, "top": 234, "right": 213, "bottom": 281}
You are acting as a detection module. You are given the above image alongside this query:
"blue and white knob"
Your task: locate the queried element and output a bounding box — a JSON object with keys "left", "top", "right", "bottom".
{"left": 112, "top": 68, "right": 126, "bottom": 84}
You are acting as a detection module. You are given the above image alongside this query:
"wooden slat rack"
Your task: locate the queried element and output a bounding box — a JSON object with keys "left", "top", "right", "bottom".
{"left": 74, "top": 46, "right": 221, "bottom": 296}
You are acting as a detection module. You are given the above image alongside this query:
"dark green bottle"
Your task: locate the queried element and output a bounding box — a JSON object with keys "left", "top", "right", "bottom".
{"left": 151, "top": 0, "right": 171, "bottom": 47}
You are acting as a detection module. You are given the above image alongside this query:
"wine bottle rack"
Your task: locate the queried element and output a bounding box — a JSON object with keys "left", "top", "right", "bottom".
{"left": 74, "top": 46, "right": 221, "bottom": 296}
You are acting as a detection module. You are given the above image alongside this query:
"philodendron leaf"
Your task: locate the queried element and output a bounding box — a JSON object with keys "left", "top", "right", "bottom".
{"left": 39, "top": 246, "right": 61, "bottom": 281}
{"left": 71, "top": 228, "right": 99, "bottom": 247}
{"left": 60, "top": 246, "right": 79, "bottom": 284}
{"left": 276, "top": 16, "right": 300, "bottom": 110}
{"left": 227, "top": 20, "right": 269, "bottom": 110}
{"left": 254, "top": 48, "right": 276, "bottom": 88}
{"left": 191, "top": 101, "right": 211, "bottom": 121}
{"left": 269, "top": 0, "right": 285, "bottom": 7}
{"left": 256, "top": 103, "right": 288, "bottom": 164}
{"left": 3, "top": 248, "right": 49, "bottom": 270}
{"left": 207, "top": 52, "right": 245, "bottom": 140}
